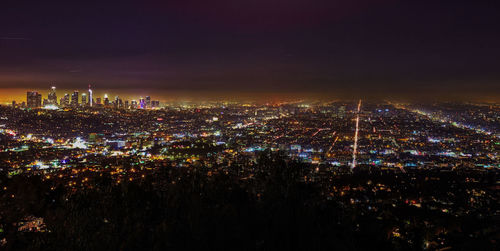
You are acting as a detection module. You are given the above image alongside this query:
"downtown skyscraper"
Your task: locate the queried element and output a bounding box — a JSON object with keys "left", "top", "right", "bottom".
{"left": 26, "top": 91, "right": 42, "bottom": 108}
{"left": 48, "top": 86, "right": 57, "bottom": 105}
{"left": 71, "top": 91, "right": 79, "bottom": 107}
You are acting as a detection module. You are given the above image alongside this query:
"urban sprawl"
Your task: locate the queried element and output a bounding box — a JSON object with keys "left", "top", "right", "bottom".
{"left": 0, "top": 86, "right": 498, "bottom": 250}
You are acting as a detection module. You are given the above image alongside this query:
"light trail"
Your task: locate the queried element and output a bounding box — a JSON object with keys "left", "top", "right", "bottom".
{"left": 311, "top": 128, "right": 330, "bottom": 137}
{"left": 351, "top": 100, "right": 362, "bottom": 170}
{"left": 325, "top": 131, "right": 338, "bottom": 155}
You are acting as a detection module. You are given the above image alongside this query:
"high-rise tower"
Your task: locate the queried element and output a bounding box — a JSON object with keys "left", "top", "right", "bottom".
{"left": 81, "top": 93, "right": 87, "bottom": 106}
{"left": 104, "top": 94, "right": 109, "bottom": 107}
{"left": 88, "top": 85, "right": 93, "bottom": 107}
{"left": 139, "top": 97, "right": 145, "bottom": 109}
{"left": 48, "top": 86, "right": 57, "bottom": 105}
{"left": 27, "top": 91, "right": 42, "bottom": 108}
{"left": 71, "top": 91, "right": 79, "bottom": 107}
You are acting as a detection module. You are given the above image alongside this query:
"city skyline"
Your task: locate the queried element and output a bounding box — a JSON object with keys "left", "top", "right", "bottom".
{"left": 2, "top": 87, "right": 164, "bottom": 105}
{"left": 20, "top": 85, "right": 160, "bottom": 109}
{"left": 2, "top": 86, "right": 500, "bottom": 105}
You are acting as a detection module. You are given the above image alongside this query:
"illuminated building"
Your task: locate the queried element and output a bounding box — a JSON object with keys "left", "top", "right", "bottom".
{"left": 48, "top": 86, "right": 57, "bottom": 105}
{"left": 116, "top": 97, "right": 123, "bottom": 109}
{"left": 27, "top": 91, "right": 42, "bottom": 108}
{"left": 81, "top": 93, "right": 87, "bottom": 106}
{"left": 96, "top": 97, "right": 102, "bottom": 105}
{"left": 60, "top": 94, "right": 70, "bottom": 107}
{"left": 146, "top": 96, "right": 151, "bottom": 108}
{"left": 106, "top": 140, "right": 126, "bottom": 149}
{"left": 114, "top": 96, "right": 119, "bottom": 109}
{"left": 71, "top": 91, "right": 79, "bottom": 107}
{"left": 88, "top": 85, "right": 93, "bottom": 107}
{"left": 139, "top": 98, "right": 145, "bottom": 109}
{"left": 104, "top": 94, "right": 109, "bottom": 107}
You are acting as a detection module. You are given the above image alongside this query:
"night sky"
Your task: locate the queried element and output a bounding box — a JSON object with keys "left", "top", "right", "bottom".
{"left": 1, "top": 0, "right": 499, "bottom": 99}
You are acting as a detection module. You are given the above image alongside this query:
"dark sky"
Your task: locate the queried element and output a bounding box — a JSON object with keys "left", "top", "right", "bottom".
{"left": 1, "top": 0, "right": 499, "bottom": 98}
